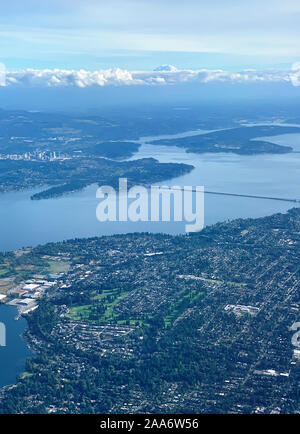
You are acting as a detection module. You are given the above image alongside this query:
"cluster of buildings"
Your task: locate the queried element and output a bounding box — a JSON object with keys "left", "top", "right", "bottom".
{"left": 4, "top": 277, "right": 58, "bottom": 315}
{"left": 224, "top": 304, "right": 260, "bottom": 316}
{"left": 0, "top": 150, "right": 67, "bottom": 162}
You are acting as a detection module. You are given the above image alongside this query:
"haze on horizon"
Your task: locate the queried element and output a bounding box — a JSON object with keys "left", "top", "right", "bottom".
{"left": 0, "top": 0, "right": 300, "bottom": 71}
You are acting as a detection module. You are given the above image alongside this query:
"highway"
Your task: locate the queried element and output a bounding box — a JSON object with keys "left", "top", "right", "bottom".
{"left": 204, "top": 190, "right": 300, "bottom": 203}
{"left": 152, "top": 185, "right": 300, "bottom": 203}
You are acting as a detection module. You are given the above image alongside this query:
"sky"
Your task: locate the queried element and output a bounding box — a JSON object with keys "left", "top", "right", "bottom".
{"left": 0, "top": 0, "right": 300, "bottom": 72}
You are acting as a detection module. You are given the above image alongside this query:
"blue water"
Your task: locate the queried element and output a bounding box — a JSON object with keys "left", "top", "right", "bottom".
{"left": 0, "top": 305, "right": 34, "bottom": 389}
{"left": 1, "top": 132, "right": 300, "bottom": 252}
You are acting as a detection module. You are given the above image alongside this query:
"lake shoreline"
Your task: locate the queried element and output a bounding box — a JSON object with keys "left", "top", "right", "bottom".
{"left": 0, "top": 305, "right": 34, "bottom": 390}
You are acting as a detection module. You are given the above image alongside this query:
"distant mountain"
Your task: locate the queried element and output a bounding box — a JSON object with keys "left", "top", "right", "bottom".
{"left": 153, "top": 64, "right": 178, "bottom": 72}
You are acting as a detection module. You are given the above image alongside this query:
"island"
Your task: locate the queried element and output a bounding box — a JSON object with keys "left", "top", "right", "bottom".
{"left": 153, "top": 125, "right": 299, "bottom": 154}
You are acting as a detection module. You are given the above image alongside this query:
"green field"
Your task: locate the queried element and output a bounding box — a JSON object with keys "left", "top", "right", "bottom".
{"left": 48, "top": 260, "right": 70, "bottom": 274}
{"left": 68, "top": 285, "right": 205, "bottom": 329}
{"left": 164, "top": 289, "right": 204, "bottom": 327}
{"left": 0, "top": 269, "right": 9, "bottom": 277}
{"left": 68, "top": 288, "right": 131, "bottom": 323}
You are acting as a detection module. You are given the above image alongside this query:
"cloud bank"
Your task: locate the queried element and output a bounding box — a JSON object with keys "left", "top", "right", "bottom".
{"left": 2, "top": 65, "right": 300, "bottom": 88}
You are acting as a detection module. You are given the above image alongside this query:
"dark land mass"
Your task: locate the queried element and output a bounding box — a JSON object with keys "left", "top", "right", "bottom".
{"left": 0, "top": 208, "right": 299, "bottom": 413}
{"left": 153, "top": 125, "right": 299, "bottom": 154}
{"left": 0, "top": 157, "right": 192, "bottom": 199}
{"left": 0, "top": 107, "right": 235, "bottom": 158}
{"left": 1, "top": 109, "right": 299, "bottom": 199}
{"left": 0, "top": 109, "right": 299, "bottom": 160}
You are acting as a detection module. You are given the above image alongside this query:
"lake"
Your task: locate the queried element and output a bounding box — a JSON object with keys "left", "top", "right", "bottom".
{"left": 0, "top": 304, "right": 34, "bottom": 389}
{"left": 0, "top": 130, "right": 300, "bottom": 252}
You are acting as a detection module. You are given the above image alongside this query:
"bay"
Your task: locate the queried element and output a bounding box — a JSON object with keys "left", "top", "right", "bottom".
{"left": 0, "top": 305, "right": 34, "bottom": 389}
{"left": 0, "top": 130, "right": 300, "bottom": 252}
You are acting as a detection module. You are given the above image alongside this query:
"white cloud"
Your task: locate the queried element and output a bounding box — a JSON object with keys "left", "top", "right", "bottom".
{"left": 3, "top": 65, "right": 300, "bottom": 88}
{"left": 290, "top": 62, "right": 300, "bottom": 86}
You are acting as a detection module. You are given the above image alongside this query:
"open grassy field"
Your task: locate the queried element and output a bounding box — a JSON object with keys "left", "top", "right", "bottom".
{"left": 67, "top": 284, "right": 206, "bottom": 329}
{"left": 0, "top": 268, "right": 9, "bottom": 277}
{"left": 164, "top": 289, "right": 204, "bottom": 327}
{"left": 68, "top": 288, "right": 130, "bottom": 323}
{"left": 48, "top": 260, "right": 70, "bottom": 274}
